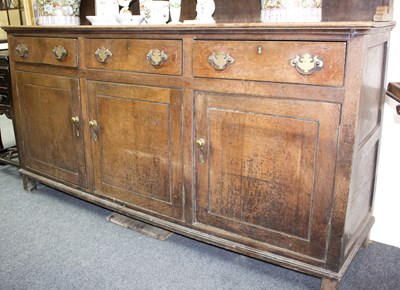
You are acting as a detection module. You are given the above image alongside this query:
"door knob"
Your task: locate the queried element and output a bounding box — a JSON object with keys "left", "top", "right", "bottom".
{"left": 71, "top": 116, "right": 79, "bottom": 123}
{"left": 71, "top": 116, "right": 80, "bottom": 137}
{"left": 196, "top": 138, "right": 205, "bottom": 148}
{"left": 89, "top": 120, "right": 99, "bottom": 141}
{"left": 89, "top": 120, "right": 98, "bottom": 127}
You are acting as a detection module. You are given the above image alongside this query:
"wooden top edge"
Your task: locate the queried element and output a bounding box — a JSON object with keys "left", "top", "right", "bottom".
{"left": 2, "top": 21, "right": 395, "bottom": 34}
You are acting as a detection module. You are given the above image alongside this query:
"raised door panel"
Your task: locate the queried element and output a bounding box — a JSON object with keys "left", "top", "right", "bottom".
{"left": 195, "top": 92, "right": 340, "bottom": 261}
{"left": 15, "top": 71, "right": 86, "bottom": 187}
{"left": 87, "top": 81, "right": 184, "bottom": 220}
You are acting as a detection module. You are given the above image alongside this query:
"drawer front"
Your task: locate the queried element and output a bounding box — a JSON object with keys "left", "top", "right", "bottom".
{"left": 9, "top": 36, "right": 78, "bottom": 67}
{"left": 193, "top": 40, "right": 346, "bottom": 87}
{"left": 84, "top": 39, "right": 182, "bottom": 75}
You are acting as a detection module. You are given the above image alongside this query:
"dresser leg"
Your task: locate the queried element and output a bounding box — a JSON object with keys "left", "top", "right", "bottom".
{"left": 320, "top": 278, "right": 339, "bottom": 290}
{"left": 22, "top": 175, "right": 37, "bottom": 192}
{"left": 362, "top": 233, "right": 372, "bottom": 248}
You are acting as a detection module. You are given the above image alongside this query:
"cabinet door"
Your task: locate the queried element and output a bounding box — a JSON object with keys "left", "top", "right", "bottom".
{"left": 195, "top": 92, "right": 340, "bottom": 260}
{"left": 87, "top": 81, "right": 184, "bottom": 220}
{"left": 15, "top": 71, "right": 86, "bottom": 187}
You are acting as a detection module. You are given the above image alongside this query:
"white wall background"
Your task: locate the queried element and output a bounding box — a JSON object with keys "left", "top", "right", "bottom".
{"left": 370, "top": 5, "right": 400, "bottom": 248}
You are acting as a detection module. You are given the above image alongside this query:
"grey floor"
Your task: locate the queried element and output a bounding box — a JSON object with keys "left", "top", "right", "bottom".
{"left": 1, "top": 115, "right": 400, "bottom": 290}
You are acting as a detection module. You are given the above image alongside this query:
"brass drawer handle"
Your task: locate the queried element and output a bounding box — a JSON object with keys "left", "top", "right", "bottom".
{"left": 95, "top": 47, "right": 113, "bottom": 63}
{"left": 15, "top": 44, "right": 29, "bottom": 58}
{"left": 52, "top": 46, "right": 68, "bottom": 61}
{"left": 208, "top": 52, "right": 235, "bottom": 71}
{"left": 146, "top": 49, "right": 168, "bottom": 68}
{"left": 290, "top": 53, "right": 324, "bottom": 75}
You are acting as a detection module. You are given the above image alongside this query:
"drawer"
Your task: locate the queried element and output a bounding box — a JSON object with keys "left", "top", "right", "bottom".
{"left": 8, "top": 36, "right": 78, "bottom": 67}
{"left": 193, "top": 40, "right": 346, "bottom": 87}
{"left": 84, "top": 39, "right": 182, "bottom": 75}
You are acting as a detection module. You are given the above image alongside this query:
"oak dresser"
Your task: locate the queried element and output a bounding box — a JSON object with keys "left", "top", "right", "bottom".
{"left": 4, "top": 21, "right": 394, "bottom": 289}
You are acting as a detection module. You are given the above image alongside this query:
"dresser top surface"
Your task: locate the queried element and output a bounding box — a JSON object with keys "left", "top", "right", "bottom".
{"left": 3, "top": 21, "right": 395, "bottom": 35}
